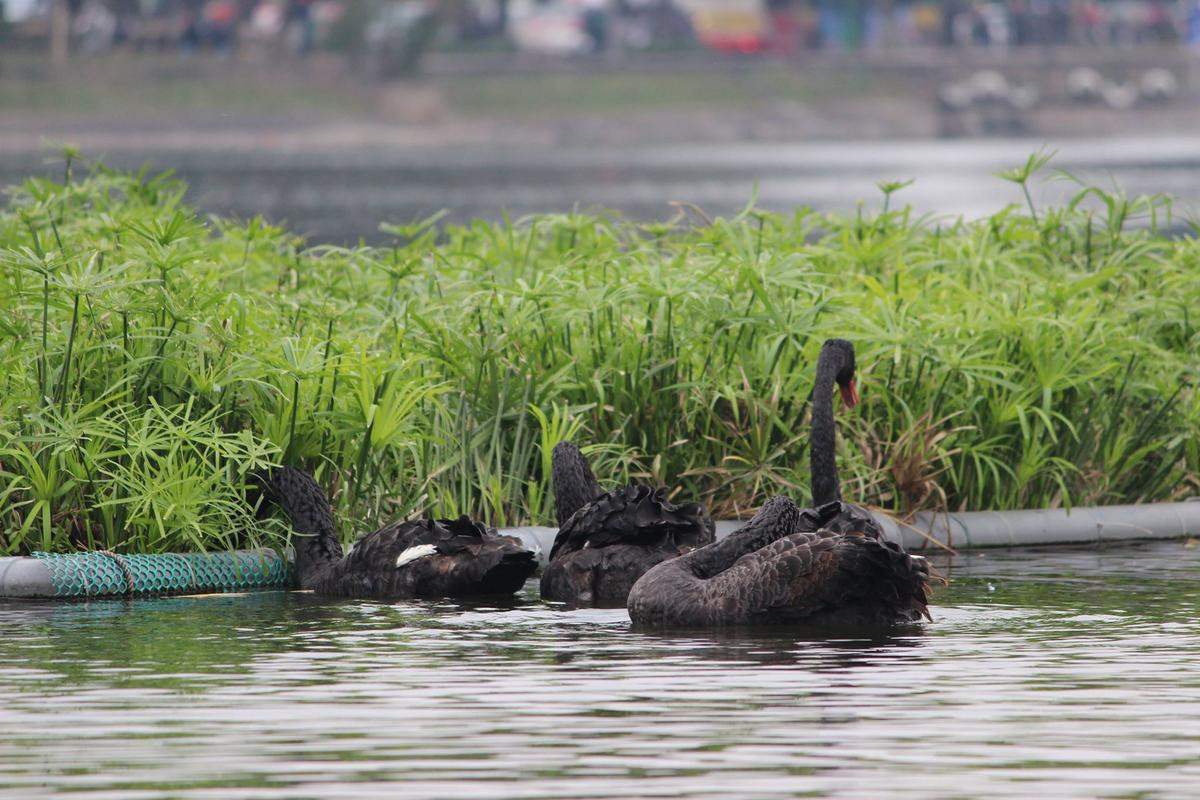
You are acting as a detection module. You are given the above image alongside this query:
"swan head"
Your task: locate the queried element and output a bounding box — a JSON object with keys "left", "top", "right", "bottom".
{"left": 808, "top": 500, "right": 846, "bottom": 528}
{"left": 820, "top": 338, "right": 859, "bottom": 409}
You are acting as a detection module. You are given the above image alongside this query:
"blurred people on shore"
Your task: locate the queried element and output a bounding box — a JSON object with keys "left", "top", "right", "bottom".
{"left": 3, "top": 0, "right": 1198, "bottom": 59}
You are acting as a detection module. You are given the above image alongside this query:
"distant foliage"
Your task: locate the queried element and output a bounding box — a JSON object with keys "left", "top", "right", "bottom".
{"left": 1, "top": 157, "right": 1197, "bottom": 555}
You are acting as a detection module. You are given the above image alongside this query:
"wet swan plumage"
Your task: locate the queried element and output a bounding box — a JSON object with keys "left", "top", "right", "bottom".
{"left": 627, "top": 497, "right": 931, "bottom": 628}
{"left": 540, "top": 442, "right": 715, "bottom": 608}
{"left": 256, "top": 466, "right": 537, "bottom": 599}
{"left": 626, "top": 338, "right": 932, "bottom": 628}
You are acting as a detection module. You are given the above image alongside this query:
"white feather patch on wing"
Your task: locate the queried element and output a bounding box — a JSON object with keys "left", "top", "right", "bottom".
{"left": 395, "top": 543, "right": 438, "bottom": 568}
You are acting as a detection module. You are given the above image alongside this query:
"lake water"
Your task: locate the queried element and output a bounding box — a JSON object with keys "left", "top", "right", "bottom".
{"left": 2, "top": 540, "right": 1199, "bottom": 799}
{"left": 3, "top": 135, "right": 1198, "bottom": 243}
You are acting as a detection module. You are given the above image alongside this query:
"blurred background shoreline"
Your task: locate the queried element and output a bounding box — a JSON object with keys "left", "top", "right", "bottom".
{"left": 4, "top": 0, "right": 1200, "bottom": 240}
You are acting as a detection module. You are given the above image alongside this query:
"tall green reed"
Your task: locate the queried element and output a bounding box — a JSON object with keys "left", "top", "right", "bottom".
{"left": 0, "top": 156, "right": 1196, "bottom": 555}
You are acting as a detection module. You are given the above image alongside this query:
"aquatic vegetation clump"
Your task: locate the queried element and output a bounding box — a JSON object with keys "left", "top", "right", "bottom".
{"left": 1, "top": 158, "right": 1197, "bottom": 554}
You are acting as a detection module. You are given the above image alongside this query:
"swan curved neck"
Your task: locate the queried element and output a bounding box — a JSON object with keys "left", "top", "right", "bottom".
{"left": 260, "top": 467, "right": 343, "bottom": 588}
{"left": 552, "top": 444, "right": 604, "bottom": 526}
{"left": 810, "top": 347, "right": 843, "bottom": 506}
{"left": 677, "top": 497, "right": 802, "bottom": 579}
{"left": 293, "top": 519, "right": 343, "bottom": 589}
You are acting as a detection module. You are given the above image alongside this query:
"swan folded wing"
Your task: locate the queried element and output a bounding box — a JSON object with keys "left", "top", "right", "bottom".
{"left": 422, "top": 535, "right": 537, "bottom": 596}
{"left": 540, "top": 542, "right": 666, "bottom": 607}
{"left": 548, "top": 484, "right": 713, "bottom": 561}
{"left": 710, "top": 531, "right": 931, "bottom": 623}
{"left": 702, "top": 532, "right": 843, "bottom": 620}
{"left": 342, "top": 517, "right": 483, "bottom": 571}
{"left": 830, "top": 536, "right": 933, "bottom": 621}
{"left": 336, "top": 517, "right": 535, "bottom": 597}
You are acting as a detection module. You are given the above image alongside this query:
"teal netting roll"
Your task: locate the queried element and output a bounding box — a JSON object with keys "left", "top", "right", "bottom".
{"left": 31, "top": 550, "right": 293, "bottom": 598}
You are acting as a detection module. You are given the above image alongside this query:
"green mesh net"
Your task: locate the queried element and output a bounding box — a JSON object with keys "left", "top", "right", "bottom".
{"left": 31, "top": 550, "right": 293, "bottom": 598}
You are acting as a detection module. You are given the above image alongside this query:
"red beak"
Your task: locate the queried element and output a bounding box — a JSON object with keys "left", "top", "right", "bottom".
{"left": 839, "top": 379, "right": 859, "bottom": 409}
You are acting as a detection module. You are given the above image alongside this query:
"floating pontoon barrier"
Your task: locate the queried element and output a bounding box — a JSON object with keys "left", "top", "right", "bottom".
{"left": 0, "top": 549, "right": 290, "bottom": 600}
{"left": 2, "top": 502, "right": 1197, "bottom": 598}
{"left": 870, "top": 501, "right": 1200, "bottom": 552}
{"left": 505, "top": 500, "right": 1200, "bottom": 561}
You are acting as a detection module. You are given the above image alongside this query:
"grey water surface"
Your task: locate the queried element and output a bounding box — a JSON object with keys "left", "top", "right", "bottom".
{"left": 3, "top": 135, "right": 1198, "bottom": 243}
{"left": 2, "top": 540, "right": 1199, "bottom": 799}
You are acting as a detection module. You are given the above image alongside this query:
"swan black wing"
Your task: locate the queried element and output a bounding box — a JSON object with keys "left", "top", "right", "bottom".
{"left": 317, "top": 516, "right": 537, "bottom": 599}
{"left": 547, "top": 484, "right": 714, "bottom": 561}
{"left": 539, "top": 543, "right": 671, "bottom": 608}
{"left": 541, "top": 484, "right": 715, "bottom": 608}
{"left": 625, "top": 497, "right": 927, "bottom": 628}
{"left": 717, "top": 530, "right": 931, "bottom": 625}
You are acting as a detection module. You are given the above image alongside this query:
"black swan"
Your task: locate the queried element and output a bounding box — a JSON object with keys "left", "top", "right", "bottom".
{"left": 627, "top": 496, "right": 932, "bottom": 628}
{"left": 540, "top": 442, "right": 715, "bottom": 608}
{"left": 255, "top": 466, "right": 537, "bottom": 599}
{"left": 810, "top": 338, "right": 885, "bottom": 538}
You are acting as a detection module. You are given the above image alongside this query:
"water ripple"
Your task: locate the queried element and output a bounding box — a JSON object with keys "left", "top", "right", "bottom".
{"left": 2, "top": 540, "right": 1198, "bottom": 799}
